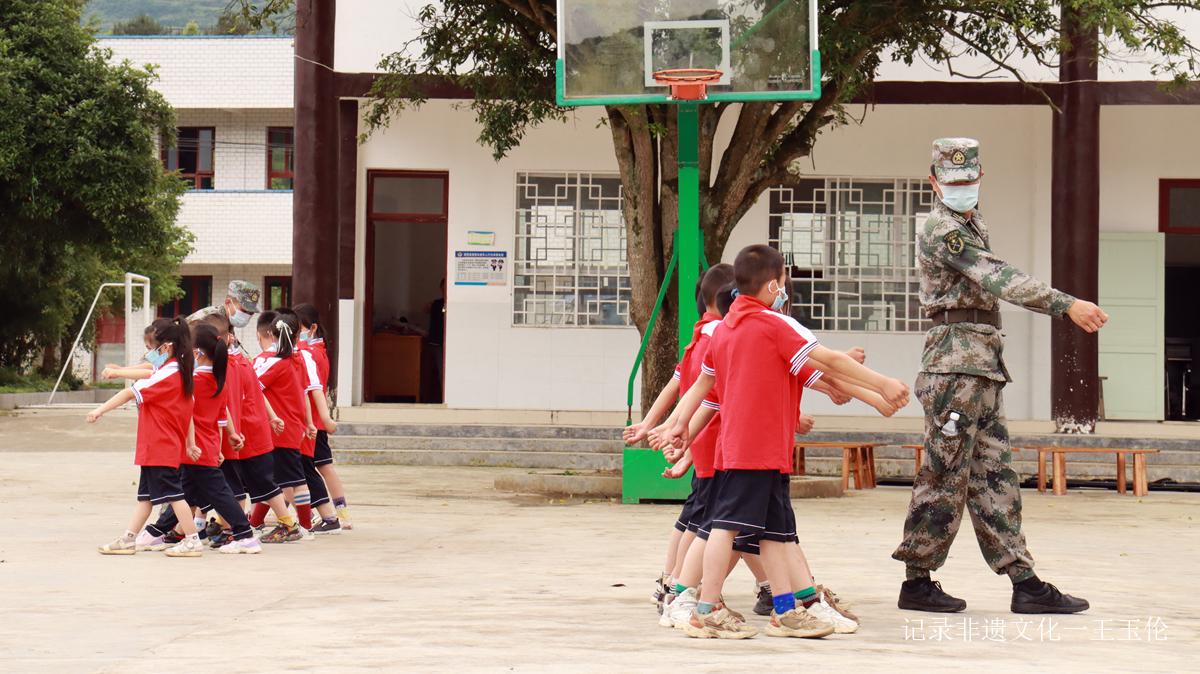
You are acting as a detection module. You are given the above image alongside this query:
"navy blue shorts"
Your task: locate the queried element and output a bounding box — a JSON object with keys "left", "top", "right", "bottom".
{"left": 220, "top": 458, "right": 247, "bottom": 500}
{"left": 272, "top": 447, "right": 306, "bottom": 488}
{"left": 684, "top": 476, "right": 713, "bottom": 534}
{"left": 674, "top": 474, "right": 702, "bottom": 532}
{"left": 239, "top": 452, "right": 283, "bottom": 504}
{"left": 313, "top": 430, "right": 334, "bottom": 466}
{"left": 692, "top": 472, "right": 764, "bottom": 555}
{"left": 708, "top": 470, "right": 797, "bottom": 545}
{"left": 136, "top": 466, "right": 186, "bottom": 505}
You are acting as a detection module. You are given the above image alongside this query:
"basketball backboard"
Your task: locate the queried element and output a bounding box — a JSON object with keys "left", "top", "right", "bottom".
{"left": 556, "top": 0, "right": 819, "bottom": 106}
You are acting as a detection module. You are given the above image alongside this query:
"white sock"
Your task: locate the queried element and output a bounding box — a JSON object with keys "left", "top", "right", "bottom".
{"left": 186, "top": 532, "right": 200, "bottom": 542}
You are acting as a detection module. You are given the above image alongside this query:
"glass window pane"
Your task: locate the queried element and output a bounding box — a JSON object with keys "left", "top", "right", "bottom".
{"left": 197, "top": 129, "right": 213, "bottom": 172}
{"left": 270, "top": 177, "right": 293, "bottom": 190}
{"left": 372, "top": 176, "right": 446, "bottom": 215}
{"left": 1168, "top": 186, "right": 1200, "bottom": 230}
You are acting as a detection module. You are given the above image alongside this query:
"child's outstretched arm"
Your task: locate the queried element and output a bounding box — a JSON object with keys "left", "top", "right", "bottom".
{"left": 806, "top": 346, "right": 909, "bottom": 408}
{"left": 262, "top": 397, "right": 285, "bottom": 435}
{"left": 100, "top": 364, "right": 153, "bottom": 381}
{"left": 309, "top": 390, "right": 338, "bottom": 434}
{"left": 624, "top": 377, "right": 680, "bottom": 446}
{"left": 86, "top": 388, "right": 136, "bottom": 423}
{"left": 663, "top": 450, "right": 694, "bottom": 479}
{"left": 655, "top": 373, "right": 715, "bottom": 449}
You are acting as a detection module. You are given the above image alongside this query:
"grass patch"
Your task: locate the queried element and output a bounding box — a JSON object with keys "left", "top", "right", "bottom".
{"left": 0, "top": 368, "right": 96, "bottom": 394}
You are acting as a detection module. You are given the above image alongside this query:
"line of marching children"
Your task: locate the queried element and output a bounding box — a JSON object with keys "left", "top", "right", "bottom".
{"left": 626, "top": 244, "right": 911, "bottom": 638}
{"left": 88, "top": 295, "right": 353, "bottom": 557}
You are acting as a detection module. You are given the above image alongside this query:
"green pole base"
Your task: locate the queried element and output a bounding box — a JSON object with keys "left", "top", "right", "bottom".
{"left": 621, "top": 448, "right": 694, "bottom": 504}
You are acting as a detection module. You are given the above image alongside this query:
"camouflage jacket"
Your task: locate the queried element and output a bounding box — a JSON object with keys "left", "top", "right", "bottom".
{"left": 918, "top": 201, "right": 1075, "bottom": 382}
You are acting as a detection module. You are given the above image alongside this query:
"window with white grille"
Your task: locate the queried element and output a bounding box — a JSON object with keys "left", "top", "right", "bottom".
{"left": 513, "top": 173, "right": 632, "bottom": 327}
{"left": 769, "top": 177, "right": 935, "bottom": 333}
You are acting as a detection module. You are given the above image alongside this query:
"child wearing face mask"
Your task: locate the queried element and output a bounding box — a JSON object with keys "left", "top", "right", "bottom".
{"left": 88, "top": 317, "right": 204, "bottom": 557}
{"left": 293, "top": 303, "right": 350, "bottom": 532}
{"left": 249, "top": 311, "right": 317, "bottom": 543}
{"left": 135, "top": 323, "right": 262, "bottom": 554}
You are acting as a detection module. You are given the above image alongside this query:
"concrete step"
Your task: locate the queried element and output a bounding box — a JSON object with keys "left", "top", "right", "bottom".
{"left": 801, "top": 457, "right": 1200, "bottom": 484}
{"left": 331, "top": 435, "right": 622, "bottom": 453}
{"left": 335, "top": 423, "right": 621, "bottom": 441}
{"left": 334, "top": 448, "right": 620, "bottom": 471}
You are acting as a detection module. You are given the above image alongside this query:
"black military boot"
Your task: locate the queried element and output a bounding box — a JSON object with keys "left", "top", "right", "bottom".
{"left": 1011, "top": 579, "right": 1089, "bottom": 614}
{"left": 753, "top": 583, "right": 773, "bottom": 616}
{"left": 898, "top": 578, "right": 967, "bottom": 612}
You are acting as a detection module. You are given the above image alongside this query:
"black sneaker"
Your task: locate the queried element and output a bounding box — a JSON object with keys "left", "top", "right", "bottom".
{"left": 898, "top": 578, "right": 967, "bottom": 613}
{"left": 753, "top": 584, "right": 773, "bottom": 616}
{"left": 208, "top": 530, "right": 233, "bottom": 549}
{"left": 203, "top": 519, "right": 223, "bottom": 540}
{"left": 162, "top": 530, "right": 185, "bottom": 545}
{"left": 1011, "top": 582, "right": 1089, "bottom": 614}
{"left": 311, "top": 518, "right": 342, "bottom": 535}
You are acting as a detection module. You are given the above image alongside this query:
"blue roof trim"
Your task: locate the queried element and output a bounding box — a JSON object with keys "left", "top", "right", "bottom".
{"left": 185, "top": 189, "right": 294, "bottom": 194}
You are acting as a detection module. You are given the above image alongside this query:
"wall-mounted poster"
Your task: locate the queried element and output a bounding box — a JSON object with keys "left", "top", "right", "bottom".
{"left": 454, "top": 250, "right": 507, "bottom": 286}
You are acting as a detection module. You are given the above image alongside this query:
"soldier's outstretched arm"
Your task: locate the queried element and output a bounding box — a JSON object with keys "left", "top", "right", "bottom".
{"left": 937, "top": 234, "right": 1074, "bottom": 316}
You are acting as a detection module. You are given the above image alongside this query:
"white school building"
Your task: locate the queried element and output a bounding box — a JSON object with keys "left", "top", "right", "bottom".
{"left": 106, "top": 3, "right": 1200, "bottom": 424}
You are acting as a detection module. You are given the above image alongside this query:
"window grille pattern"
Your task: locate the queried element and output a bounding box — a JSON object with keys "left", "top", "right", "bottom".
{"left": 514, "top": 173, "right": 632, "bottom": 326}
{"left": 769, "top": 177, "right": 935, "bottom": 333}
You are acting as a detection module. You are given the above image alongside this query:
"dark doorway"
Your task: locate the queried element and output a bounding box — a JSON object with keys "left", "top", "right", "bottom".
{"left": 364, "top": 170, "right": 448, "bottom": 403}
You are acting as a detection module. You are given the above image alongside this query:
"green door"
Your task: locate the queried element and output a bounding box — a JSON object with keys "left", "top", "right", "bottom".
{"left": 1098, "top": 232, "right": 1165, "bottom": 420}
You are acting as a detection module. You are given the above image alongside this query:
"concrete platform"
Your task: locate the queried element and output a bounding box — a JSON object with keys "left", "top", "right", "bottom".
{"left": 494, "top": 472, "right": 844, "bottom": 500}
{"left": 1, "top": 449, "right": 1196, "bottom": 672}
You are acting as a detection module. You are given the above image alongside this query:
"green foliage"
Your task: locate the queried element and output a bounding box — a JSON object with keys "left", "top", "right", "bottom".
{"left": 182, "top": 20, "right": 201, "bottom": 35}
{"left": 110, "top": 13, "right": 169, "bottom": 35}
{"left": 84, "top": 0, "right": 229, "bottom": 33}
{"left": 0, "top": 0, "right": 191, "bottom": 370}
{"left": 0, "top": 367, "right": 80, "bottom": 393}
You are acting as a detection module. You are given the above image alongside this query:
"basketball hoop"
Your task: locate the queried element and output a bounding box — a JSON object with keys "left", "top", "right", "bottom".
{"left": 652, "top": 68, "right": 723, "bottom": 101}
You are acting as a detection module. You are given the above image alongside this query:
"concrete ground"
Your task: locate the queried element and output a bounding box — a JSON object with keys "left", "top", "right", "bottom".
{"left": 1, "top": 409, "right": 1197, "bottom": 673}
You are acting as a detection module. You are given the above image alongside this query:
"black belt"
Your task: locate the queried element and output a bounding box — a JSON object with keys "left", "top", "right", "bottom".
{"left": 930, "top": 308, "right": 1002, "bottom": 329}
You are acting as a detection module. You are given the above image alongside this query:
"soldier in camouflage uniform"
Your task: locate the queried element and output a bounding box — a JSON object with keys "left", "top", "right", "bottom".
{"left": 187, "top": 280, "right": 262, "bottom": 328}
{"left": 893, "top": 139, "right": 1108, "bottom": 615}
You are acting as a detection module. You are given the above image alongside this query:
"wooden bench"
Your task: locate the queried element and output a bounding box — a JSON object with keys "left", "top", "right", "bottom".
{"left": 1028, "top": 446, "right": 1160, "bottom": 497}
{"left": 793, "top": 441, "right": 879, "bottom": 490}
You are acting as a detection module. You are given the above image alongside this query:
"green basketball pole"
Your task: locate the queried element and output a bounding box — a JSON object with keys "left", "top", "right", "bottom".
{"left": 676, "top": 102, "right": 702, "bottom": 356}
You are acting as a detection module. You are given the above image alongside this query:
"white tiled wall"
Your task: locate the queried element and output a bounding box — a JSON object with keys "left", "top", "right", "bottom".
{"left": 101, "top": 37, "right": 294, "bottom": 109}
{"left": 178, "top": 191, "right": 293, "bottom": 265}
{"left": 175, "top": 109, "right": 294, "bottom": 191}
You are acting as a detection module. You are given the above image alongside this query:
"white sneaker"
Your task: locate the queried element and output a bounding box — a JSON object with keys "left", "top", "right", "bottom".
{"left": 134, "top": 530, "right": 163, "bottom": 552}
{"left": 298, "top": 527, "right": 316, "bottom": 541}
{"left": 667, "top": 587, "right": 700, "bottom": 629}
{"left": 658, "top": 595, "right": 675, "bottom": 627}
{"left": 808, "top": 597, "right": 859, "bottom": 634}
{"left": 163, "top": 536, "right": 204, "bottom": 558}
{"left": 219, "top": 538, "right": 263, "bottom": 555}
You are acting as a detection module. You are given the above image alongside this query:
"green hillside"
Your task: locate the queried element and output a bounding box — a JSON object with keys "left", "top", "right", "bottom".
{"left": 83, "top": 0, "right": 235, "bottom": 33}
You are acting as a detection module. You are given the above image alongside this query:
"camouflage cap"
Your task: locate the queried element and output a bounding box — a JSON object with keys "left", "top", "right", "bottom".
{"left": 227, "top": 279, "right": 261, "bottom": 314}
{"left": 931, "top": 138, "right": 981, "bottom": 184}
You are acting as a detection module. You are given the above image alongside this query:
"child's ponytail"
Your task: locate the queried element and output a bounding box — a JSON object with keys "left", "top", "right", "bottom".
{"left": 192, "top": 323, "right": 228, "bottom": 396}
{"left": 150, "top": 316, "right": 194, "bottom": 395}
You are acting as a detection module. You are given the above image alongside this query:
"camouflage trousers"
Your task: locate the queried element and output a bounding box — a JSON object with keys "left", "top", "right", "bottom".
{"left": 892, "top": 373, "right": 1035, "bottom": 582}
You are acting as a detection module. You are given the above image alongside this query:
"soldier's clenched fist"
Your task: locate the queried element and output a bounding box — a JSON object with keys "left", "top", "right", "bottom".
{"left": 1066, "top": 300, "right": 1108, "bottom": 333}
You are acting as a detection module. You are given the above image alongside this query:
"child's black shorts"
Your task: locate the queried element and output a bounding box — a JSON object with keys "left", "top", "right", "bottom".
{"left": 272, "top": 447, "right": 306, "bottom": 488}
{"left": 692, "top": 472, "right": 763, "bottom": 554}
{"left": 708, "top": 469, "right": 797, "bottom": 545}
{"left": 684, "top": 476, "right": 713, "bottom": 534}
{"left": 220, "top": 458, "right": 247, "bottom": 500}
{"left": 674, "top": 474, "right": 702, "bottom": 532}
{"left": 313, "top": 430, "right": 334, "bottom": 466}
{"left": 136, "top": 466, "right": 186, "bottom": 505}
{"left": 239, "top": 452, "right": 283, "bottom": 503}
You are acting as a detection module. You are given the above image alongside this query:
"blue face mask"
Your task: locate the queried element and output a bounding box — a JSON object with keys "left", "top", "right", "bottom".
{"left": 938, "top": 182, "right": 980, "bottom": 213}
{"left": 299, "top": 331, "right": 311, "bottom": 344}
{"left": 769, "top": 281, "right": 788, "bottom": 312}
{"left": 145, "top": 347, "right": 168, "bottom": 370}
